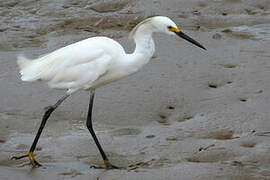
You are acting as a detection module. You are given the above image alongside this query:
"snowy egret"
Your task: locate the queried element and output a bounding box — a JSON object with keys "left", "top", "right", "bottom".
{"left": 12, "top": 16, "right": 206, "bottom": 169}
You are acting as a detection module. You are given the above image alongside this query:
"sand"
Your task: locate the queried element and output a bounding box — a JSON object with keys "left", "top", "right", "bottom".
{"left": 0, "top": 0, "right": 270, "bottom": 179}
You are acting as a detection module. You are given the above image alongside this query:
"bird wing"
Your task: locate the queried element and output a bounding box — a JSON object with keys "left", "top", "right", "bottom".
{"left": 48, "top": 52, "right": 111, "bottom": 94}
{"left": 36, "top": 46, "right": 112, "bottom": 94}
{"left": 19, "top": 43, "right": 108, "bottom": 81}
{"left": 18, "top": 37, "right": 125, "bottom": 94}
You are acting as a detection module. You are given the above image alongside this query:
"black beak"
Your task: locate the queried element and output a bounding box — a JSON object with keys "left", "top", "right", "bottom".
{"left": 175, "top": 31, "right": 206, "bottom": 50}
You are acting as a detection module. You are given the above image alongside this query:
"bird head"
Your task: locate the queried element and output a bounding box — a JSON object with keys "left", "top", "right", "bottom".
{"left": 130, "top": 16, "right": 206, "bottom": 50}
{"left": 151, "top": 16, "right": 179, "bottom": 35}
{"left": 153, "top": 16, "right": 206, "bottom": 50}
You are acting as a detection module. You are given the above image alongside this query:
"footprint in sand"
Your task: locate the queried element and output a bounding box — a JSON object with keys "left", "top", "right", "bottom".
{"left": 111, "top": 128, "right": 141, "bottom": 136}
{"left": 200, "top": 129, "right": 235, "bottom": 140}
{"left": 156, "top": 103, "right": 194, "bottom": 125}
{"left": 185, "top": 148, "right": 236, "bottom": 163}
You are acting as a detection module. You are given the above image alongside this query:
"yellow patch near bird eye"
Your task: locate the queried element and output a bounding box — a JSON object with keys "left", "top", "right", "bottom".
{"left": 168, "top": 26, "right": 180, "bottom": 33}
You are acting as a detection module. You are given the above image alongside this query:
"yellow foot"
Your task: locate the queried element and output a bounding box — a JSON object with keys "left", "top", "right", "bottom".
{"left": 11, "top": 152, "right": 42, "bottom": 167}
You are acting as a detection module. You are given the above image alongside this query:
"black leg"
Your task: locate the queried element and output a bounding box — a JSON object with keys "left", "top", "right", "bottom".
{"left": 12, "top": 94, "right": 70, "bottom": 167}
{"left": 86, "top": 90, "right": 119, "bottom": 170}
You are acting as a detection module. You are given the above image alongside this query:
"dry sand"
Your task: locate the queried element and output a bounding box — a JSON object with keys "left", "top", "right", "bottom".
{"left": 0, "top": 0, "right": 270, "bottom": 179}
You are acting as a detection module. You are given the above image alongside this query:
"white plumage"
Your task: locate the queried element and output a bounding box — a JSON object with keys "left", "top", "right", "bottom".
{"left": 17, "top": 16, "right": 205, "bottom": 94}
{"left": 18, "top": 37, "right": 125, "bottom": 94}
{"left": 13, "top": 16, "right": 206, "bottom": 169}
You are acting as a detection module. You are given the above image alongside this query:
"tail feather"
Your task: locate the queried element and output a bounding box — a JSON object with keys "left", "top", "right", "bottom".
{"left": 17, "top": 55, "right": 31, "bottom": 70}
{"left": 17, "top": 54, "right": 57, "bottom": 82}
{"left": 17, "top": 55, "right": 39, "bottom": 82}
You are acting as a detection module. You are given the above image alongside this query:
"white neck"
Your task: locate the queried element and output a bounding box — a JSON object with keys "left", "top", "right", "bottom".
{"left": 133, "top": 30, "right": 155, "bottom": 57}
{"left": 126, "top": 26, "right": 155, "bottom": 73}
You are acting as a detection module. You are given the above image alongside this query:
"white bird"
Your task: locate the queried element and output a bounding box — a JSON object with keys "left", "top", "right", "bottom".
{"left": 12, "top": 16, "right": 206, "bottom": 170}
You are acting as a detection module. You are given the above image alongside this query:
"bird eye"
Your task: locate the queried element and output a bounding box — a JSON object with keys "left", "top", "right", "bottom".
{"left": 167, "top": 26, "right": 173, "bottom": 30}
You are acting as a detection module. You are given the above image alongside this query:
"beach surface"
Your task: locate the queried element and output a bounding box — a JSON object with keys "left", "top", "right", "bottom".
{"left": 0, "top": 0, "right": 270, "bottom": 179}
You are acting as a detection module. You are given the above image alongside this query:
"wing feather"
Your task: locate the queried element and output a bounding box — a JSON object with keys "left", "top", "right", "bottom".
{"left": 17, "top": 36, "right": 125, "bottom": 94}
{"left": 47, "top": 53, "right": 111, "bottom": 94}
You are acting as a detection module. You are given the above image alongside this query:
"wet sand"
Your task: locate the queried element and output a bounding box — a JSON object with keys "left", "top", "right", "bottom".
{"left": 1, "top": 0, "right": 270, "bottom": 179}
